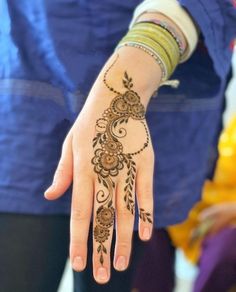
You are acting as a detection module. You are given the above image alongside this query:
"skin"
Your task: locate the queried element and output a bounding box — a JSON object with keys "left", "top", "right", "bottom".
{"left": 44, "top": 13, "right": 187, "bottom": 284}
{"left": 199, "top": 202, "right": 236, "bottom": 236}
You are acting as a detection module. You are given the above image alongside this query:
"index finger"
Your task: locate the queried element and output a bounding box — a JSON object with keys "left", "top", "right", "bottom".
{"left": 70, "top": 158, "right": 94, "bottom": 272}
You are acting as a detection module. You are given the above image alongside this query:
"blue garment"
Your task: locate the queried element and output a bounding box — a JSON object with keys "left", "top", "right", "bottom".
{"left": 180, "top": 0, "right": 236, "bottom": 79}
{"left": 0, "top": 0, "right": 235, "bottom": 227}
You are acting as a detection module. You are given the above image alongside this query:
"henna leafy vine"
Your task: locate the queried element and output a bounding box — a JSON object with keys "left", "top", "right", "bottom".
{"left": 124, "top": 155, "right": 136, "bottom": 214}
{"left": 91, "top": 54, "right": 153, "bottom": 265}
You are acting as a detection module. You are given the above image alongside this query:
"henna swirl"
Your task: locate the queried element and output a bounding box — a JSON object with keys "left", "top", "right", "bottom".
{"left": 91, "top": 54, "right": 152, "bottom": 265}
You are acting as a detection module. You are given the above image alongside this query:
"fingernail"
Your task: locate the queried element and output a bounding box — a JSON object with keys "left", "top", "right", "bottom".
{"left": 115, "top": 256, "right": 126, "bottom": 271}
{"left": 97, "top": 267, "right": 108, "bottom": 282}
{"left": 142, "top": 227, "right": 150, "bottom": 240}
{"left": 72, "top": 256, "right": 84, "bottom": 271}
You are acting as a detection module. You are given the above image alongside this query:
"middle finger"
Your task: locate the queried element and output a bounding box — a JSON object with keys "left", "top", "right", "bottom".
{"left": 92, "top": 176, "right": 116, "bottom": 284}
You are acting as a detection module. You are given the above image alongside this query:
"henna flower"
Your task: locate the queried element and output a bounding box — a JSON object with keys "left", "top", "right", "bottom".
{"left": 102, "top": 139, "right": 123, "bottom": 155}
{"left": 110, "top": 91, "right": 145, "bottom": 120}
{"left": 92, "top": 149, "right": 124, "bottom": 177}
{"left": 123, "top": 90, "right": 140, "bottom": 105}
{"left": 94, "top": 226, "right": 110, "bottom": 243}
{"left": 130, "top": 103, "right": 145, "bottom": 120}
{"left": 97, "top": 206, "right": 115, "bottom": 228}
{"left": 111, "top": 96, "right": 129, "bottom": 116}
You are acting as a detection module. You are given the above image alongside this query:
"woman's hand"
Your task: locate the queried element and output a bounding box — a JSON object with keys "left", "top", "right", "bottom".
{"left": 44, "top": 50, "right": 161, "bottom": 283}
{"left": 199, "top": 202, "right": 236, "bottom": 236}
{"left": 43, "top": 9, "right": 188, "bottom": 282}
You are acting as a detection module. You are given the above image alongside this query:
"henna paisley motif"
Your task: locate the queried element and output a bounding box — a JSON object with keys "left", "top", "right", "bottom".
{"left": 91, "top": 54, "right": 153, "bottom": 265}
{"left": 111, "top": 96, "right": 129, "bottom": 116}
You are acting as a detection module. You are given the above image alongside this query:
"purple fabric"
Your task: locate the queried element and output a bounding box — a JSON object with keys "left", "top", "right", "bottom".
{"left": 132, "top": 227, "right": 236, "bottom": 292}
{"left": 132, "top": 229, "right": 176, "bottom": 292}
{"left": 194, "top": 227, "right": 236, "bottom": 292}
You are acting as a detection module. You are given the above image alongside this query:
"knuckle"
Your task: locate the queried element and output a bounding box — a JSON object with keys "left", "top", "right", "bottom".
{"left": 71, "top": 208, "right": 88, "bottom": 222}
{"left": 77, "top": 162, "right": 90, "bottom": 174}
{"left": 74, "top": 154, "right": 81, "bottom": 165}
{"left": 56, "top": 160, "right": 67, "bottom": 172}
{"left": 74, "top": 155, "right": 91, "bottom": 172}
{"left": 118, "top": 207, "right": 133, "bottom": 218}
{"left": 54, "top": 162, "right": 71, "bottom": 180}
{"left": 117, "top": 241, "right": 131, "bottom": 251}
{"left": 70, "top": 238, "right": 84, "bottom": 248}
{"left": 141, "top": 184, "right": 153, "bottom": 199}
{"left": 54, "top": 169, "right": 63, "bottom": 181}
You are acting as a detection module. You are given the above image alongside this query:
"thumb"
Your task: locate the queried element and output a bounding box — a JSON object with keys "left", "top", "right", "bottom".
{"left": 44, "top": 132, "right": 73, "bottom": 200}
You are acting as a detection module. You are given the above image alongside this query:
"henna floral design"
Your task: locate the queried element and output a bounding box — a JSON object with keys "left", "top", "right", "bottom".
{"left": 92, "top": 148, "right": 124, "bottom": 177}
{"left": 91, "top": 55, "right": 152, "bottom": 264}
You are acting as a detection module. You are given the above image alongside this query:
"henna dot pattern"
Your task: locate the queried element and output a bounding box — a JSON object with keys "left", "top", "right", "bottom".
{"left": 91, "top": 54, "right": 153, "bottom": 264}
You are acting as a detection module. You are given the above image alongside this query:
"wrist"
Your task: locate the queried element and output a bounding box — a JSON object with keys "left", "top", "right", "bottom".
{"left": 87, "top": 47, "right": 162, "bottom": 110}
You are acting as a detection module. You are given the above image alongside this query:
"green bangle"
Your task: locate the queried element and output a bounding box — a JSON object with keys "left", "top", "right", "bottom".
{"left": 119, "top": 34, "right": 174, "bottom": 75}
{"left": 130, "top": 25, "right": 180, "bottom": 61}
{"left": 126, "top": 30, "right": 179, "bottom": 68}
{"left": 116, "top": 21, "right": 182, "bottom": 80}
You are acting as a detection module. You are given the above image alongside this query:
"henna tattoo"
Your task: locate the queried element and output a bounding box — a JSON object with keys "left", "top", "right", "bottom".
{"left": 139, "top": 208, "right": 153, "bottom": 224}
{"left": 91, "top": 54, "right": 153, "bottom": 264}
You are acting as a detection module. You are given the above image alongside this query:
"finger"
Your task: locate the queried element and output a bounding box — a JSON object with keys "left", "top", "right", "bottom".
{"left": 208, "top": 224, "right": 222, "bottom": 236}
{"left": 93, "top": 178, "right": 115, "bottom": 284}
{"left": 199, "top": 206, "right": 219, "bottom": 221}
{"left": 70, "top": 159, "right": 93, "bottom": 272}
{"left": 207, "top": 215, "right": 231, "bottom": 236}
{"left": 113, "top": 175, "right": 135, "bottom": 272}
{"left": 136, "top": 153, "right": 154, "bottom": 241}
{"left": 44, "top": 132, "right": 73, "bottom": 200}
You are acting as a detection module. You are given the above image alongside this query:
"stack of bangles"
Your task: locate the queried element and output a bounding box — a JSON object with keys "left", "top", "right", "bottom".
{"left": 116, "top": 20, "right": 186, "bottom": 83}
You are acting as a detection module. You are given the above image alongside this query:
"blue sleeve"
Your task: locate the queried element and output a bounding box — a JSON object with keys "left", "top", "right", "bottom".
{"left": 179, "top": 0, "right": 236, "bottom": 78}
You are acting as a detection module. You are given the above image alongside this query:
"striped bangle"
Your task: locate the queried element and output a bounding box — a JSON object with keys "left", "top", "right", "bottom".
{"left": 131, "top": 23, "right": 180, "bottom": 54}
{"left": 116, "top": 21, "right": 181, "bottom": 80}
{"left": 136, "top": 20, "right": 185, "bottom": 56}
{"left": 129, "top": 27, "right": 180, "bottom": 67}
{"left": 119, "top": 30, "right": 180, "bottom": 75}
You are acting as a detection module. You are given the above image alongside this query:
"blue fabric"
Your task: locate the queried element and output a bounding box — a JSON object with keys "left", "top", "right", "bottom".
{"left": 179, "top": 0, "right": 236, "bottom": 78}
{"left": 0, "top": 0, "right": 234, "bottom": 227}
